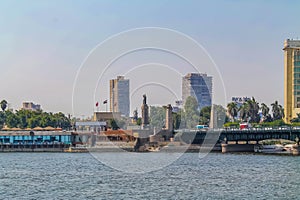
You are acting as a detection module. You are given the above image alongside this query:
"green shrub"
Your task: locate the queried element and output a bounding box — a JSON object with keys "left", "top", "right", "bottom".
{"left": 224, "top": 122, "right": 240, "bottom": 128}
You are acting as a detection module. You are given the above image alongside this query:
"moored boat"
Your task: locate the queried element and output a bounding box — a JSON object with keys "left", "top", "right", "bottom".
{"left": 64, "top": 146, "right": 88, "bottom": 153}
{"left": 257, "top": 144, "right": 284, "bottom": 153}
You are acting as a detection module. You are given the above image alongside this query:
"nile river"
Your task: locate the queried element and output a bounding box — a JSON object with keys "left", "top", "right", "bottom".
{"left": 0, "top": 153, "right": 299, "bottom": 199}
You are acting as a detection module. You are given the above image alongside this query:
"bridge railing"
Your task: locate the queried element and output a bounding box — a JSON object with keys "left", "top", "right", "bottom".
{"left": 223, "top": 126, "right": 300, "bottom": 132}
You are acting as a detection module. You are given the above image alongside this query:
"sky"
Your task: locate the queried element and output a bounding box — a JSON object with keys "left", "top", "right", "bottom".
{"left": 0, "top": 0, "right": 300, "bottom": 117}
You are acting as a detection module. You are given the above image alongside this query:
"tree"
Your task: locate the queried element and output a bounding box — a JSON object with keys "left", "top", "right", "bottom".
{"left": 0, "top": 100, "right": 8, "bottom": 111}
{"left": 271, "top": 101, "right": 284, "bottom": 120}
{"left": 52, "top": 112, "right": 71, "bottom": 129}
{"left": 199, "top": 106, "right": 211, "bottom": 125}
{"left": 172, "top": 111, "right": 182, "bottom": 130}
{"left": 183, "top": 96, "right": 200, "bottom": 128}
{"left": 291, "top": 113, "right": 300, "bottom": 123}
{"left": 15, "top": 109, "right": 32, "bottom": 128}
{"left": 109, "top": 119, "right": 119, "bottom": 130}
{"left": 211, "top": 105, "right": 227, "bottom": 128}
{"left": 238, "top": 97, "right": 260, "bottom": 123}
{"left": 28, "top": 115, "right": 41, "bottom": 128}
{"left": 40, "top": 113, "right": 51, "bottom": 128}
{"left": 279, "top": 105, "right": 285, "bottom": 119}
{"left": 0, "top": 111, "right": 6, "bottom": 129}
{"left": 149, "top": 106, "right": 166, "bottom": 129}
{"left": 239, "top": 102, "right": 249, "bottom": 122}
{"left": 0, "top": 107, "right": 72, "bottom": 129}
{"left": 261, "top": 103, "right": 269, "bottom": 117}
{"left": 184, "top": 96, "right": 199, "bottom": 114}
{"left": 5, "top": 110, "right": 20, "bottom": 128}
{"left": 260, "top": 103, "right": 272, "bottom": 122}
{"left": 227, "top": 102, "right": 238, "bottom": 122}
{"left": 247, "top": 97, "right": 260, "bottom": 123}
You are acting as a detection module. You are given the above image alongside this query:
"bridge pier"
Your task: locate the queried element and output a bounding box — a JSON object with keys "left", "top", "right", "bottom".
{"left": 221, "top": 143, "right": 255, "bottom": 153}
{"left": 292, "top": 145, "right": 300, "bottom": 155}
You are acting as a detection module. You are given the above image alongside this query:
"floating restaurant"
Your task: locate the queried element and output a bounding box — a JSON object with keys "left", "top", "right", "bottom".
{"left": 0, "top": 131, "right": 75, "bottom": 145}
{"left": 0, "top": 130, "right": 90, "bottom": 152}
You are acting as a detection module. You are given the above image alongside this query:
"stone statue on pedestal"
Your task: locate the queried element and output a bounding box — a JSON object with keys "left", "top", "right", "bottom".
{"left": 133, "top": 108, "right": 138, "bottom": 121}
{"left": 141, "top": 94, "right": 149, "bottom": 128}
{"left": 143, "top": 94, "right": 147, "bottom": 105}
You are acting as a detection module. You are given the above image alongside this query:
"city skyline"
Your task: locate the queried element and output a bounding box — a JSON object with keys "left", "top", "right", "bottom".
{"left": 0, "top": 1, "right": 300, "bottom": 117}
{"left": 0, "top": 2, "right": 299, "bottom": 199}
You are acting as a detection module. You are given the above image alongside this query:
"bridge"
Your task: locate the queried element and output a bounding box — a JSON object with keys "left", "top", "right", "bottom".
{"left": 175, "top": 127, "right": 300, "bottom": 154}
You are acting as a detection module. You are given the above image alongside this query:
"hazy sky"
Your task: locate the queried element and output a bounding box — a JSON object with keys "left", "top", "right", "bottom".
{"left": 1, "top": 0, "right": 300, "bottom": 117}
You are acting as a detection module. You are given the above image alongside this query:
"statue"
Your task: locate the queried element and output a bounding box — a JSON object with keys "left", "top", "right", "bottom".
{"left": 133, "top": 108, "right": 138, "bottom": 121}
{"left": 143, "top": 94, "right": 147, "bottom": 105}
{"left": 141, "top": 94, "right": 149, "bottom": 127}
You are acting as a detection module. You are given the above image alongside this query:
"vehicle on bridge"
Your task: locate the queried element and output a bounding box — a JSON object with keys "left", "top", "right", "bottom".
{"left": 196, "top": 125, "right": 209, "bottom": 130}
{"left": 240, "top": 122, "right": 252, "bottom": 130}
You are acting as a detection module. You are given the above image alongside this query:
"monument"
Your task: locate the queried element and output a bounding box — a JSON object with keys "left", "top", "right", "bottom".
{"left": 165, "top": 104, "right": 173, "bottom": 131}
{"left": 133, "top": 108, "right": 138, "bottom": 123}
{"left": 141, "top": 94, "right": 149, "bottom": 128}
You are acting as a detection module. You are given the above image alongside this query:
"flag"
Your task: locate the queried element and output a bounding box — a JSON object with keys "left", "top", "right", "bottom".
{"left": 103, "top": 100, "right": 108, "bottom": 104}
{"left": 96, "top": 102, "right": 99, "bottom": 107}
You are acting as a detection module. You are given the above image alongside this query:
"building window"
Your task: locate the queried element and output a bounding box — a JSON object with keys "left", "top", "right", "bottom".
{"left": 294, "top": 85, "right": 300, "bottom": 90}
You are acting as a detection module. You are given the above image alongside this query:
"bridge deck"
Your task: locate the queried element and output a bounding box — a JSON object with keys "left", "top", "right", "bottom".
{"left": 175, "top": 128, "right": 300, "bottom": 144}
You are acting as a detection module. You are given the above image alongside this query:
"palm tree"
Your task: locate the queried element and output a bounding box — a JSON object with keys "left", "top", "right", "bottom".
{"left": 291, "top": 113, "right": 300, "bottom": 123}
{"left": 0, "top": 100, "right": 7, "bottom": 111}
{"left": 246, "top": 97, "right": 260, "bottom": 123}
{"left": 227, "top": 102, "right": 238, "bottom": 122}
{"left": 239, "top": 102, "right": 249, "bottom": 122}
{"left": 279, "top": 105, "right": 285, "bottom": 119}
{"left": 238, "top": 97, "right": 260, "bottom": 123}
{"left": 260, "top": 103, "right": 271, "bottom": 122}
{"left": 261, "top": 103, "right": 269, "bottom": 117}
{"left": 271, "top": 101, "right": 284, "bottom": 120}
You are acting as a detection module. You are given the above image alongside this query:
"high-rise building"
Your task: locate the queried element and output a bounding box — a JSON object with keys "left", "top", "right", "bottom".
{"left": 182, "top": 73, "right": 212, "bottom": 110}
{"left": 283, "top": 39, "right": 300, "bottom": 123}
{"left": 109, "top": 76, "right": 130, "bottom": 117}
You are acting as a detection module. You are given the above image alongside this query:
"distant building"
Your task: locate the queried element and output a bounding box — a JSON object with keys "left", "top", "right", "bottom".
{"left": 283, "top": 39, "right": 300, "bottom": 123}
{"left": 231, "top": 96, "right": 251, "bottom": 108}
{"left": 93, "top": 111, "right": 121, "bottom": 122}
{"left": 75, "top": 121, "right": 107, "bottom": 133}
{"left": 172, "top": 100, "right": 183, "bottom": 113}
{"left": 231, "top": 96, "right": 251, "bottom": 120}
{"left": 182, "top": 73, "right": 212, "bottom": 110}
{"left": 109, "top": 76, "right": 130, "bottom": 116}
{"left": 22, "top": 102, "right": 41, "bottom": 111}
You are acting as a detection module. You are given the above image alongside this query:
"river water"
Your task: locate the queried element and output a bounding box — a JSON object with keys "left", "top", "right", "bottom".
{"left": 0, "top": 152, "right": 299, "bottom": 199}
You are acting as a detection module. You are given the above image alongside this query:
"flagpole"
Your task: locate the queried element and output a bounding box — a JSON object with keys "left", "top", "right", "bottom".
{"left": 103, "top": 99, "right": 108, "bottom": 112}
{"left": 95, "top": 102, "right": 99, "bottom": 112}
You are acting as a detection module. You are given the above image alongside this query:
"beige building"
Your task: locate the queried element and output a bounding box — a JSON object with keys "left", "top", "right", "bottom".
{"left": 109, "top": 76, "right": 130, "bottom": 116}
{"left": 283, "top": 39, "right": 300, "bottom": 123}
{"left": 22, "top": 102, "right": 41, "bottom": 111}
{"left": 93, "top": 111, "right": 121, "bottom": 121}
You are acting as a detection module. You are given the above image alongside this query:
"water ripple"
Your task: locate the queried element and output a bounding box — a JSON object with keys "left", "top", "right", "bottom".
{"left": 0, "top": 153, "right": 299, "bottom": 199}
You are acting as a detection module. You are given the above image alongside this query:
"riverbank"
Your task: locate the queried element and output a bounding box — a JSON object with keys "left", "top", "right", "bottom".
{"left": 0, "top": 144, "right": 298, "bottom": 155}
